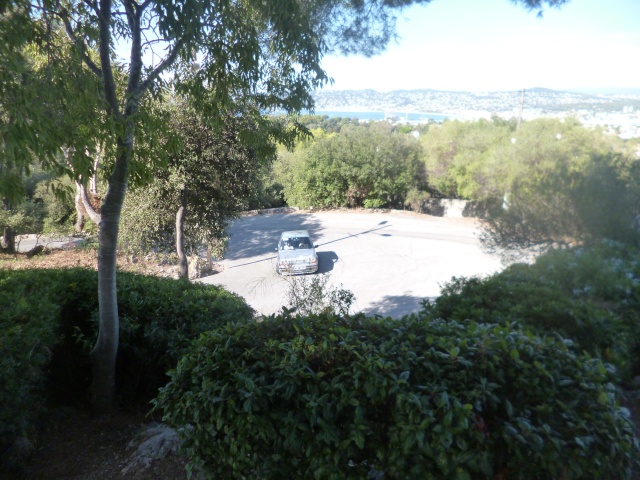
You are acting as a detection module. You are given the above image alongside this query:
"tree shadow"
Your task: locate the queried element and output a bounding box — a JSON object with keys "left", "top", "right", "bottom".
{"left": 224, "top": 213, "right": 324, "bottom": 260}
{"left": 317, "top": 251, "right": 338, "bottom": 273}
{"left": 315, "top": 221, "right": 392, "bottom": 249}
{"left": 363, "top": 293, "right": 437, "bottom": 319}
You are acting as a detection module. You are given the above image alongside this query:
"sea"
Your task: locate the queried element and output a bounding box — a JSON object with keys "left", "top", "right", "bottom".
{"left": 309, "top": 110, "right": 451, "bottom": 123}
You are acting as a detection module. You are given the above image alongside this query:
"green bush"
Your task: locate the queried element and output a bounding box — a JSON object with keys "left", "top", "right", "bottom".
{"left": 114, "top": 273, "right": 255, "bottom": 401}
{"left": 155, "top": 312, "right": 638, "bottom": 479}
{"left": 276, "top": 122, "right": 427, "bottom": 210}
{"left": 429, "top": 243, "right": 640, "bottom": 379}
{"left": 0, "top": 275, "right": 60, "bottom": 455}
{"left": 0, "top": 268, "right": 253, "bottom": 462}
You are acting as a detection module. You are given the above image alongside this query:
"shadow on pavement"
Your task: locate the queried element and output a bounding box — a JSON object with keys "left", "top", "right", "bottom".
{"left": 224, "top": 213, "right": 324, "bottom": 261}
{"left": 363, "top": 294, "right": 437, "bottom": 319}
{"left": 317, "top": 251, "right": 338, "bottom": 273}
{"left": 315, "top": 221, "right": 392, "bottom": 249}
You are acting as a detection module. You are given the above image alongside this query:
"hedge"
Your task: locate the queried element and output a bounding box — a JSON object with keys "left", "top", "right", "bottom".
{"left": 0, "top": 267, "right": 253, "bottom": 465}
{"left": 429, "top": 243, "right": 640, "bottom": 379}
{"left": 155, "top": 312, "right": 639, "bottom": 479}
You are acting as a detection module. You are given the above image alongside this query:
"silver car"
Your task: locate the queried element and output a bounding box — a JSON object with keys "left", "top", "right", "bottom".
{"left": 276, "top": 230, "right": 319, "bottom": 275}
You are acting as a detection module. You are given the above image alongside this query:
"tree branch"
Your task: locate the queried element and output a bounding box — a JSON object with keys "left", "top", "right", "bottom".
{"left": 98, "top": 0, "right": 121, "bottom": 118}
{"left": 138, "top": 37, "right": 185, "bottom": 95}
{"left": 77, "top": 180, "right": 102, "bottom": 225}
{"left": 81, "top": 0, "right": 99, "bottom": 16}
{"left": 59, "top": 12, "right": 103, "bottom": 78}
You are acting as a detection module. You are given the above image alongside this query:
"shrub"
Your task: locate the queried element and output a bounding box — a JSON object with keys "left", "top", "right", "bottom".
{"left": 0, "top": 273, "right": 60, "bottom": 458}
{"left": 114, "top": 273, "right": 255, "bottom": 401}
{"left": 0, "top": 268, "right": 253, "bottom": 464}
{"left": 429, "top": 243, "right": 640, "bottom": 379}
{"left": 283, "top": 273, "right": 355, "bottom": 317}
{"left": 155, "top": 312, "right": 638, "bottom": 479}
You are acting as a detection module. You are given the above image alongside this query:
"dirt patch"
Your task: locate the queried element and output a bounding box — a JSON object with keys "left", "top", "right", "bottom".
{"left": 8, "top": 408, "right": 189, "bottom": 480}
{"left": 1, "top": 248, "right": 195, "bottom": 278}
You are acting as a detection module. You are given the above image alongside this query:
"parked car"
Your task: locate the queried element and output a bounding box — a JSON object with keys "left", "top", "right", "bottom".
{"left": 276, "top": 230, "right": 318, "bottom": 275}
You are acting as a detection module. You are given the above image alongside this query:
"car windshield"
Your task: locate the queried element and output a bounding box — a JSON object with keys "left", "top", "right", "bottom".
{"left": 280, "top": 237, "right": 312, "bottom": 250}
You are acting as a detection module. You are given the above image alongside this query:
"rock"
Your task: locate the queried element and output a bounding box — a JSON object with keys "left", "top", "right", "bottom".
{"left": 188, "top": 256, "right": 207, "bottom": 280}
{"left": 121, "top": 423, "right": 180, "bottom": 475}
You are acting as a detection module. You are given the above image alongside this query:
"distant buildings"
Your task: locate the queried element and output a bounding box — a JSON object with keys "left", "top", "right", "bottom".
{"left": 313, "top": 89, "right": 640, "bottom": 138}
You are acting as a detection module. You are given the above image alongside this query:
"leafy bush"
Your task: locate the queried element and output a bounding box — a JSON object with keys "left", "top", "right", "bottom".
{"left": 429, "top": 243, "right": 640, "bottom": 379}
{"left": 114, "top": 273, "right": 255, "bottom": 400}
{"left": 0, "top": 268, "right": 253, "bottom": 463}
{"left": 0, "top": 274, "right": 60, "bottom": 458}
{"left": 276, "top": 122, "right": 427, "bottom": 210}
{"left": 284, "top": 273, "right": 355, "bottom": 317}
{"left": 155, "top": 312, "right": 638, "bottom": 479}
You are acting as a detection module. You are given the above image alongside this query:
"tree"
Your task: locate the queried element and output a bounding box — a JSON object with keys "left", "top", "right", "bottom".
{"left": 120, "top": 98, "right": 294, "bottom": 279}
{"left": 277, "top": 121, "right": 427, "bottom": 209}
{"left": 420, "top": 117, "right": 515, "bottom": 200}
{"left": 2, "top": 0, "right": 571, "bottom": 412}
{"left": 479, "top": 119, "right": 640, "bottom": 257}
{"left": 0, "top": 18, "right": 103, "bottom": 252}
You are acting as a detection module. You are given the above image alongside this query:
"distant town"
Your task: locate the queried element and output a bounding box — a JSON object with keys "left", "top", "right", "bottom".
{"left": 312, "top": 88, "right": 640, "bottom": 138}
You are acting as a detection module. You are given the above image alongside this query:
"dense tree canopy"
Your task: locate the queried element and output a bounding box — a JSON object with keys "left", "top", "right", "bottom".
{"left": 276, "top": 121, "right": 427, "bottom": 209}
{"left": 420, "top": 117, "right": 516, "bottom": 200}
{"left": 120, "top": 98, "right": 294, "bottom": 277}
{"left": 477, "top": 118, "right": 639, "bottom": 254}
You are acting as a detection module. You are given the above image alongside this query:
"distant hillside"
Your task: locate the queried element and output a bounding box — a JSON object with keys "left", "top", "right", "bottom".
{"left": 312, "top": 88, "right": 640, "bottom": 116}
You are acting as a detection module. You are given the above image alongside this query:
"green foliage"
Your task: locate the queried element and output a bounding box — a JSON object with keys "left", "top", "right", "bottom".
{"left": 284, "top": 274, "right": 355, "bottom": 316}
{"left": 403, "top": 186, "right": 433, "bottom": 213}
{"left": 480, "top": 120, "right": 639, "bottom": 254}
{"left": 0, "top": 273, "right": 59, "bottom": 455}
{"left": 0, "top": 268, "right": 253, "bottom": 460}
{"left": 0, "top": 172, "right": 76, "bottom": 242}
{"left": 430, "top": 243, "right": 640, "bottom": 379}
{"left": 276, "top": 121, "right": 427, "bottom": 209}
{"left": 119, "top": 100, "right": 295, "bottom": 255}
{"left": 0, "top": 21, "right": 106, "bottom": 203}
{"left": 32, "top": 179, "right": 76, "bottom": 235}
{"left": 421, "top": 118, "right": 514, "bottom": 200}
{"left": 296, "top": 115, "right": 362, "bottom": 133}
{"left": 419, "top": 117, "right": 639, "bottom": 253}
{"left": 155, "top": 312, "right": 638, "bottom": 479}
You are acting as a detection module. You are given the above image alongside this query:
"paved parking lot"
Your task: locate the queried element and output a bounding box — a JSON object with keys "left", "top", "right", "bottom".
{"left": 199, "top": 210, "right": 503, "bottom": 318}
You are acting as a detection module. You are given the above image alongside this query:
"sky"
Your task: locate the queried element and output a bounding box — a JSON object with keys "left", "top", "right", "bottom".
{"left": 320, "top": 0, "right": 640, "bottom": 93}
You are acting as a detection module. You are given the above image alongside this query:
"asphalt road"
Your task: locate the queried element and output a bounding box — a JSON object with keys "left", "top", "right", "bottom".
{"left": 14, "top": 234, "right": 85, "bottom": 252}
{"left": 199, "top": 210, "right": 503, "bottom": 318}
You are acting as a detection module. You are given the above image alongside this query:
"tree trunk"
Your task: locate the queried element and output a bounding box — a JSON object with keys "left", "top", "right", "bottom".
{"left": 206, "top": 244, "right": 212, "bottom": 271}
{"left": 176, "top": 201, "right": 188, "bottom": 279}
{"left": 90, "top": 141, "right": 130, "bottom": 414}
{"left": 1, "top": 225, "right": 15, "bottom": 254}
{"left": 75, "top": 191, "right": 86, "bottom": 232}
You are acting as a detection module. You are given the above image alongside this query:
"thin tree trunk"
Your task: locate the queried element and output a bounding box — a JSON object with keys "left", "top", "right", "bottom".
{"left": 75, "top": 191, "right": 86, "bottom": 232}
{"left": 90, "top": 140, "right": 130, "bottom": 414}
{"left": 176, "top": 201, "right": 188, "bottom": 279}
{"left": 77, "top": 181, "right": 102, "bottom": 225}
{"left": 91, "top": 151, "right": 99, "bottom": 195}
